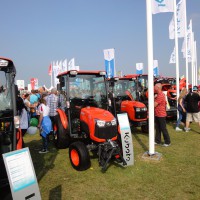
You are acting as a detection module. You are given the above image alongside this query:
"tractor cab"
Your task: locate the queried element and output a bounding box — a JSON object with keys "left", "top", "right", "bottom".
{"left": 124, "top": 74, "right": 149, "bottom": 104}
{"left": 0, "top": 58, "right": 21, "bottom": 193}
{"left": 107, "top": 76, "right": 148, "bottom": 133}
{"left": 56, "top": 70, "right": 126, "bottom": 171}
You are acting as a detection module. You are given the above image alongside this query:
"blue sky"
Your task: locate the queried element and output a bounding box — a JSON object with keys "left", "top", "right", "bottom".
{"left": 0, "top": 0, "right": 199, "bottom": 87}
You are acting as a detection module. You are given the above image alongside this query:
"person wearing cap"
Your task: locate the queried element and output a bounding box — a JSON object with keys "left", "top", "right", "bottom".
{"left": 46, "top": 88, "right": 58, "bottom": 133}
{"left": 184, "top": 86, "right": 200, "bottom": 132}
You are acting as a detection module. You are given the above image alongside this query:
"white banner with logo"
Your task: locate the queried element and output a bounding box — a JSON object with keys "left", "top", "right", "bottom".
{"left": 117, "top": 113, "right": 134, "bottom": 166}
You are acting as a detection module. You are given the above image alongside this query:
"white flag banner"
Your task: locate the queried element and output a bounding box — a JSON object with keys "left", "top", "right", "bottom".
{"left": 103, "top": 48, "right": 115, "bottom": 78}
{"left": 62, "top": 59, "right": 68, "bottom": 72}
{"left": 198, "top": 68, "right": 200, "bottom": 81}
{"left": 181, "top": 20, "right": 192, "bottom": 61}
{"left": 53, "top": 61, "right": 61, "bottom": 87}
{"left": 136, "top": 63, "right": 143, "bottom": 74}
{"left": 169, "top": 0, "right": 185, "bottom": 39}
{"left": 58, "top": 60, "right": 62, "bottom": 74}
{"left": 75, "top": 66, "right": 80, "bottom": 71}
{"left": 103, "top": 48, "right": 115, "bottom": 61}
{"left": 153, "top": 60, "right": 159, "bottom": 76}
{"left": 152, "top": 0, "right": 174, "bottom": 14}
{"left": 16, "top": 80, "right": 25, "bottom": 90}
{"left": 53, "top": 61, "right": 58, "bottom": 72}
{"left": 68, "top": 58, "right": 75, "bottom": 70}
{"left": 136, "top": 63, "right": 143, "bottom": 71}
{"left": 169, "top": 47, "right": 175, "bottom": 64}
{"left": 190, "top": 32, "right": 194, "bottom": 58}
{"left": 153, "top": 60, "right": 158, "bottom": 69}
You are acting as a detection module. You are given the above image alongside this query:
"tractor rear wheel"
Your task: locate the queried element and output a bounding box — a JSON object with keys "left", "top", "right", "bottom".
{"left": 69, "top": 141, "right": 91, "bottom": 171}
{"left": 54, "top": 115, "right": 70, "bottom": 149}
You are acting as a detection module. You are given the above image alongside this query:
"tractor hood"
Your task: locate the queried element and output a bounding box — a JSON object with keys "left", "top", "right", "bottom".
{"left": 80, "top": 107, "right": 117, "bottom": 142}
{"left": 121, "top": 100, "right": 146, "bottom": 108}
{"left": 80, "top": 107, "right": 114, "bottom": 121}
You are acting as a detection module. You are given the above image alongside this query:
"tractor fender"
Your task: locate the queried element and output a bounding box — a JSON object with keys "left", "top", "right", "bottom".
{"left": 56, "top": 109, "right": 68, "bottom": 129}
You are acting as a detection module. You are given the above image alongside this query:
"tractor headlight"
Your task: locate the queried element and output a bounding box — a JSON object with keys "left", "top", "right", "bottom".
{"left": 135, "top": 108, "right": 141, "bottom": 112}
{"left": 141, "top": 107, "right": 147, "bottom": 111}
{"left": 135, "top": 107, "right": 147, "bottom": 112}
{"left": 96, "top": 120, "right": 106, "bottom": 127}
{"left": 111, "top": 119, "right": 117, "bottom": 126}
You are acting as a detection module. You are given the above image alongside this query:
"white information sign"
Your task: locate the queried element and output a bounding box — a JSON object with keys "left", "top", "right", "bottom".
{"left": 117, "top": 113, "right": 134, "bottom": 166}
{"left": 3, "top": 148, "right": 41, "bottom": 200}
{"left": 16, "top": 80, "right": 25, "bottom": 90}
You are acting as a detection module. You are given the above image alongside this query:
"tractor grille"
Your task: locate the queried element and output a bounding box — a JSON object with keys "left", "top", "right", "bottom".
{"left": 135, "top": 110, "right": 147, "bottom": 119}
{"left": 94, "top": 123, "right": 117, "bottom": 139}
{"left": 169, "top": 92, "right": 177, "bottom": 98}
{"left": 168, "top": 99, "right": 177, "bottom": 107}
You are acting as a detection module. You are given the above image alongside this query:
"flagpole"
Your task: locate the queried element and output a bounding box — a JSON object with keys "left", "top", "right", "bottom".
{"left": 174, "top": 0, "right": 180, "bottom": 115}
{"left": 191, "top": 32, "right": 194, "bottom": 88}
{"left": 196, "top": 41, "right": 198, "bottom": 85}
{"left": 51, "top": 62, "right": 53, "bottom": 87}
{"left": 184, "top": 0, "right": 188, "bottom": 90}
{"left": 194, "top": 41, "right": 197, "bottom": 85}
{"left": 114, "top": 48, "right": 116, "bottom": 77}
{"left": 146, "top": 0, "right": 155, "bottom": 155}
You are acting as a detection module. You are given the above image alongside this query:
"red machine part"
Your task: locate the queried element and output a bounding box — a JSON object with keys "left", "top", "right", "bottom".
{"left": 80, "top": 107, "right": 117, "bottom": 143}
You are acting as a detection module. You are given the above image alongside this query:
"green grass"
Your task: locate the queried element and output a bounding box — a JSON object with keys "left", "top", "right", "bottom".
{"left": 24, "top": 121, "right": 200, "bottom": 200}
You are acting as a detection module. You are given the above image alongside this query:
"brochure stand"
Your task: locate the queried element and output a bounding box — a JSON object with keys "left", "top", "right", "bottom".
{"left": 117, "top": 113, "right": 134, "bottom": 166}
{"left": 3, "top": 148, "right": 41, "bottom": 200}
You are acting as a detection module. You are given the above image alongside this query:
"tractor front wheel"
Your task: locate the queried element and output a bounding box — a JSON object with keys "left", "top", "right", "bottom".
{"left": 69, "top": 141, "right": 91, "bottom": 171}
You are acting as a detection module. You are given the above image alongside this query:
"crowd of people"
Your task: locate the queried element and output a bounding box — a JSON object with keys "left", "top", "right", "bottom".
{"left": 16, "top": 87, "right": 59, "bottom": 154}
{"left": 16, "top": 83, "right": 200, "bottom": 153}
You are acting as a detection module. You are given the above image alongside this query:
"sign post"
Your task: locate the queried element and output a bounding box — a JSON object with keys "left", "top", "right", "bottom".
{"left": 117, "top": 113, "right": 134, "bottom": 166}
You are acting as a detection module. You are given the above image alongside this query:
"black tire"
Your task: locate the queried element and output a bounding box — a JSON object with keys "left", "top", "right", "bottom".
{"left": 69, "top": 141, "right": 91, "bottom": 171}
{"left": 141, "top": 124, "right": 149, "bottom": 133}
{"left": 54, "top": 115, "right": 70, "bottom": 149}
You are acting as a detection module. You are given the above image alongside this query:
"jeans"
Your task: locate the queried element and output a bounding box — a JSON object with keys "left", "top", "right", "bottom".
{"left": 50, "top": 116, "right": 57, "bottom": 133}
{"left": 176, "top": 110, "right": 183, "bottom": 127}
{"left": 42, "top": 135, "right": 49, "bottom": 150}
{"left": 155, "top": 116, "right": 171, "bottom": 144}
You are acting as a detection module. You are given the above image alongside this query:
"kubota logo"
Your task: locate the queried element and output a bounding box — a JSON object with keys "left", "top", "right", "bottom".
{"left": 155, "top": 0, "right": 164, "bottom": 3}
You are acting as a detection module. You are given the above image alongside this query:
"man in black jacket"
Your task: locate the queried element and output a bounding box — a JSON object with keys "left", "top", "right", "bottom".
{"left": 184, "top": 86, "right": 200, "bottom": 132}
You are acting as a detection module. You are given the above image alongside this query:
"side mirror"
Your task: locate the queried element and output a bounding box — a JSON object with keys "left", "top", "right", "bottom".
{"left": 57, "top": 84, "right": 61, "bottom": 91}
{"left": 60, "top": 77, "right": 65, "bottom": 88}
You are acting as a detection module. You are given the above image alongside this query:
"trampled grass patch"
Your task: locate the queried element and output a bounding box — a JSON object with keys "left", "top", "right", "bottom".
{"left": 24, "top": 121, "right": 200, "bottom": 200}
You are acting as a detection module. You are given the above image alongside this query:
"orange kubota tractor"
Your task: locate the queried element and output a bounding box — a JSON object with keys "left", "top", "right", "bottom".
{"left": 54, "top": 70, "right": 126, "bottom": 171}
{"left": 132, "top": 74, "right": 177, "bottom": 119}
{"left": 154, "top": 77, "right": 177, "bottom": 118}
{"left": 107, "top": 76, "right": 148, "bottom": 133}
{"left": 0, "top": 58, "right": 23, "bottom": 198}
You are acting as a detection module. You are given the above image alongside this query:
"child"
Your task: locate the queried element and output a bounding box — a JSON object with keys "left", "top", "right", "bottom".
{"left": 37, "top": 98, "right": 52, "bottom": 153}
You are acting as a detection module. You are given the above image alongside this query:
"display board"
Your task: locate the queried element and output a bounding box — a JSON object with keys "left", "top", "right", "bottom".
{"left": 3, "top": 148, "right": 41, "bottom": 200}
{"left": 117, "top": 113, "right": 134, "bottom": 166}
